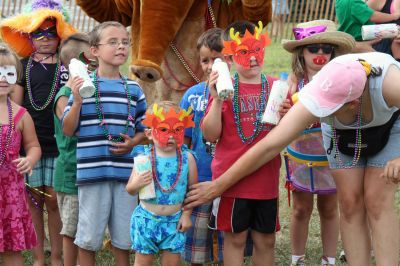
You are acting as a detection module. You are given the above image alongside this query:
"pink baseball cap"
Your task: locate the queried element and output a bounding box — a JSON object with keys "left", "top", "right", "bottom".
{"left": 299, "top": 60, "right": 368, "bottom": 117}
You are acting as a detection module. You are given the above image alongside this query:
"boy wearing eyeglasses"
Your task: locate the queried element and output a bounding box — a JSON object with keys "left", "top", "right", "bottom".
{"left": 62, "top": 21, "right": 147, "bottom": 265}
{"left": 281, "top": 19, "right": 355, "bottom": 266}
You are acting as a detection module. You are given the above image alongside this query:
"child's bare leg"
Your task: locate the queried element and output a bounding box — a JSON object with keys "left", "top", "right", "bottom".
{"left": 2, "top": 251, "right": 24, "bottom": 266}
{"left": 290, "top": 191, "right": 313, "bottom": 256}
{"left": 28, "top": 187, "right": 45, "bottom": 266}
{"left": 223, "top": 231, "right": 247, "bottom": 266}
{"left": 161, "top": 251, "right": 181, "bottom": 266}
{"left": 317, "top": 193, "right": 339, "bottom": 258}
{"left": 251, "top": 231, "right": 275, "bottom": 266}
{"left": 134, "top": 253, "right": 154, "bottom": 266}
{"left": 63, "top": 236, "right": 78, "bottom": 266}
{"left": 111, "top": 245, "right": 130, "bottom": 266}
{"left": 44, "top": 186, "right": 62, "bottom": 266}
{"left": 78, "top": 248, "right": 95, "bottom": 266}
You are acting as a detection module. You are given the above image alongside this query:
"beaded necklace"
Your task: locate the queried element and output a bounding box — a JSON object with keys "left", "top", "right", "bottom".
{"left": 150, "top": 145, "right": 183, "bottom": 193}
{"left": 0, "top": 98, "right": 14, "bottom": 166}
{"left": 93, "top": 71, "right": 133, "bottom": 142}
{"left": 331, "top": 97, "right": 363, "bottom": 168}
{"left": 26, "top": 53, "right": 60, "bottom": 111}
{"left": 201, "top": 81, "right": 209, "bottom": 111}
{"left": 233, "top": 73, "right": 269, "bottom": 144}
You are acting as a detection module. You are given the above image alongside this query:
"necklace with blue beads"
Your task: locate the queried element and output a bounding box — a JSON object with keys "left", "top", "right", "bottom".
{"left": 232, "top": 73, "right": 269, "bottom": 144}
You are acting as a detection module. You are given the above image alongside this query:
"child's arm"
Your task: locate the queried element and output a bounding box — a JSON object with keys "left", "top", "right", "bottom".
{"left": 10, "top": 84, "right": 24, "bottom": 105}
{"left": 126, "top": 169, "right": 153, "bottom": 195}
{"left": 55, "top": 80, "right": 72, "bottom": 120}
{"left": 202, "top": 71, "right": 223, "bottom": 142}
{"left": 63, "top": 77, "right": 84, "bottom": 136}
{"left": 178, "top": 152, "right": 198, "bottom": 232}
{"left": 13, "top": 111, "right": 41, "bottom": 175}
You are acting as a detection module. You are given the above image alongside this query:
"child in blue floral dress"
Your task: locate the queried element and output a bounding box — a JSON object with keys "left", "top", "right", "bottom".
{"left": 126, "top": 101, "right": 198, "bottom": 266}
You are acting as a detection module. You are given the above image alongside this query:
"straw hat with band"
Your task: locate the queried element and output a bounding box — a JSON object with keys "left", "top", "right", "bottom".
{"left": 282, "top": 20, "right": 355, "bottom": 55}
{"left": 0, "top": 0, "right": 76, "bottom": 58}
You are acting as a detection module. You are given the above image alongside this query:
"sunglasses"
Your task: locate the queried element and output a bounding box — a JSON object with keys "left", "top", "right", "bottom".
{"left": 31, "top": 26, "right": 58, "bottom": 41}
{"left": 305, "top": 44, "right": 334, "bottom": 54}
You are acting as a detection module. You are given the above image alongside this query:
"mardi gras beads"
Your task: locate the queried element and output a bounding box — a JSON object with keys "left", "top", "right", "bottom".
{"left": 331, "top": 97, "right": 363, "bottom": 168}
{"left": 93, "top": 71, "right": 133, "bottom": 142}
{"left": 233, "top": 73, "right": 269, "bottom": 144}
{"left": 26, "top": 54, "right": 60, "bottom": 111}
{"left": 0, "top": 98, "right": 14, "bottom": 166}
{"left": 150, "top": 145, "right": 183, "bottom": 193}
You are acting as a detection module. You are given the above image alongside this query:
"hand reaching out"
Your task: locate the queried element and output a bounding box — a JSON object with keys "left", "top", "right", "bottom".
{"left": 12, "top": 157, "right": 33, "bottom": 176}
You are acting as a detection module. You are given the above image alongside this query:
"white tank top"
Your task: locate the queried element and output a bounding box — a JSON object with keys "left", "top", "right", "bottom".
{"left": 321, "top": 52, "right": 399, "bottom": 129}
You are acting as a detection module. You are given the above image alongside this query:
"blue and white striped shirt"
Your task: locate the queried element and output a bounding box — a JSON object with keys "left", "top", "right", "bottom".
{"left": 64, "top": 77, "right": 147, "bottom": 185}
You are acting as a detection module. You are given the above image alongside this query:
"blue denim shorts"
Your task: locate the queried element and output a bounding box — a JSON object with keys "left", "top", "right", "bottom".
{"left": 74, "top": 182, "right": 138, "bottom": 251}
{"left": 322, "top": 119, "right": 400, "bottom": 169}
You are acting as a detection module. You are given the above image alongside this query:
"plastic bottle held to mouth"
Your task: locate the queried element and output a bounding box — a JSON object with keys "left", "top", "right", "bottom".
{"left": 262, "top": 72, "right": 289, "bottom": 125}
{"left": 212, "top": 58, "right": 234, "bottom": 100}
{"left": 68, "top": 58, "right": 96, "bottom": 98}
{"left": 133, "top": 147, "right": 156, "bottom": 200}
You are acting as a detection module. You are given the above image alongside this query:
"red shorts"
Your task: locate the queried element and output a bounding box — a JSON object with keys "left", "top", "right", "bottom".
{"left": 209, "top": 197, "right": 280, "bottom": 234}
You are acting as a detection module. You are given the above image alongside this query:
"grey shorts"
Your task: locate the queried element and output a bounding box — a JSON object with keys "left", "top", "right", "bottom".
{"left": 57, "top": 192, "right": 78, "bottom": 238}
{"left": 74, "top": 181, "right": 138, "bottom": 251}
{"left": 322, "top": 119, "right": 400, "bottom": 169}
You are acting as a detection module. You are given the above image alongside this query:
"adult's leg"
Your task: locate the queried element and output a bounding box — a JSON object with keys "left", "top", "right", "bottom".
{"left": 223, "top": 230, "right": 248, "bottom": 266}
{"left": 317, "top": 193, "right": 339, "bottom": 259}
{"left": 2, "top": 251, "right": 24, "bottom": 266}
{"left": 44, "top": 186, "right": 62, "bottom": 266}
{"left": 28, "top": 186, "right": 46, "bottom": 266}
{"left": 290, "top": 191, "right": 313, "bottom": 256}
{"left": 364, "top": 167, "right": 399, "bottom": 265}
{"left": 331, "top": 167, "right": 371, "bottom": 266}
{"left": 251, "top": 230, "right": 275, "bottom": 266}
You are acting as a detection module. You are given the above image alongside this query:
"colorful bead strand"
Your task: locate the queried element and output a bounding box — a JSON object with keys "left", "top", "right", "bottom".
{"left": 26, "top": 54, "right": 61, "bottom": 111}
{"left": 93, "top": 71, "right": 133, "bottom": 142}
{"left": 233, "top": 73, "right": 269, "bottom": 144}
{"left": 150, "top": 145, "right": 183, "bottom": 193}
{"left": 331, "top": 97, "right": 363, "bottom": 168}
{"left": 0, "top": 98, "right": 14, "bottom": 166}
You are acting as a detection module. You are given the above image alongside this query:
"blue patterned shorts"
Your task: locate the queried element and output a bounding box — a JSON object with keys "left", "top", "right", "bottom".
{"left": 130, "top": 204, "right": 185, "bottom": 254}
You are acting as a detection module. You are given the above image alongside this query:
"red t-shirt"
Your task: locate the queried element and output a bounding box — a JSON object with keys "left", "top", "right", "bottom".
{"left": 203, "top": 76, "right": 281, "bottom": 199}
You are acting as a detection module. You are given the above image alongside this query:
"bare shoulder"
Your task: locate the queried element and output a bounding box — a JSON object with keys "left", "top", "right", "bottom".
{"left": 382, "top": 64, "right": 400, "bottom": 107}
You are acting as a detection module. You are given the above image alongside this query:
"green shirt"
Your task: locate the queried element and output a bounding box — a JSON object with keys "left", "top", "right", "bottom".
{"left": 53, "top": 86, "right": 78, "bottom": 194}
{"left": 336, "top": 0, "right": 374, "bottom": 41}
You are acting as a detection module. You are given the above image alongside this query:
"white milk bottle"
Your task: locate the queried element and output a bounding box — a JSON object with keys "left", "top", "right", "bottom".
{"left": 68, "top": 58, "right": 96, "bottom": 98}
{"left": 133, "top": 148, "right": 156, "bottom": 200}
{"left": 212, "top": 58, "right": 234, "bottom": 100}
{"left": 262, "top": 72, "right": 289, "bottom": 125}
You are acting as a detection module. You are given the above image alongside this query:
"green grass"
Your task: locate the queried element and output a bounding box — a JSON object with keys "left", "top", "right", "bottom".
{"left": 19, "top": 41, "right": 399, "bottom": 265}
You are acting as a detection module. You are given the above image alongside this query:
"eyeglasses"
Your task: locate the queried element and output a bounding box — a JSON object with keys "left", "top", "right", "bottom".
{"left": 31, "top": 26, "right": 58, "bottom": 40}
{"left": 305, "top": 44, "right": 334, "bottom": 54}
{"left": 97, "top": 40, "right": 130, "bottom": 48}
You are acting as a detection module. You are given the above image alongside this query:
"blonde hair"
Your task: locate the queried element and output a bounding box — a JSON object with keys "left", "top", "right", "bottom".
{"left": 0, "top": 43, "right": 22, "bottom": 83}
{"left": 147, "top": 101, "right": 181, "bottom": 114}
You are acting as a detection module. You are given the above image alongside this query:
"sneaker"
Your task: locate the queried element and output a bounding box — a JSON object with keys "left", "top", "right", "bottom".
{"left": 339, "top": 250, "right": 346, "bottom": 263}
{"left": 291, "top": 256, "right": 306, "bottom": 266}
{"left": 321, "top": 256, "right": 335, "bottom": 266}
